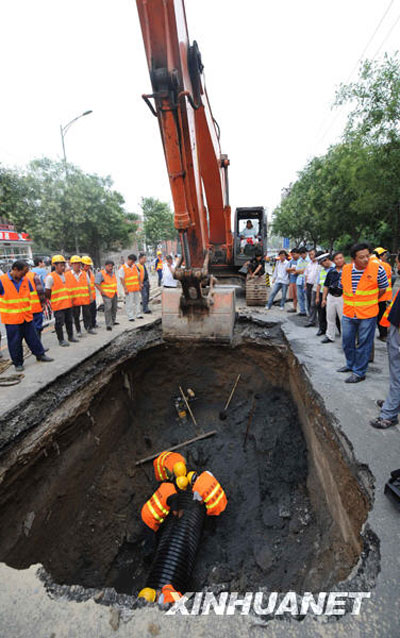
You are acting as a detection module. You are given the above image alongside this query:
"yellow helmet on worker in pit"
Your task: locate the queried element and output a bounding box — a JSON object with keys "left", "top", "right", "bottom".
{"left": 173, "top": 461, "right": 186, "bottom": 477}
{"left": 70, "top": 255, "right": 82, "bottom": 264}
{"left": 187, "top": 471, "right": 198, "bottom": 486}
{"left": 81, "top": 255, "right": 93, "bottom": 266}
{"left": 51, "top": 254, "right": 66, "bottom": 264}
{"left": 176, "top": 475, "right": 188, "bottom": 490}
{"left": 138, "top": 587, "right": 156, "bottom": 602}
{"left": 157, "top": 250, "right": 162, "bottom": 255}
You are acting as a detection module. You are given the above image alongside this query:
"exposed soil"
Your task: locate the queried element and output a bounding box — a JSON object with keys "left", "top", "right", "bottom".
{"left": 0, "top": 321, "right": 374, "bottom": 602}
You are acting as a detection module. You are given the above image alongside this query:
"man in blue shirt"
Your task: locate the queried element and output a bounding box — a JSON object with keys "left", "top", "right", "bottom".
{"left": 295, "top": 247, "right": 308, "bottom": 316}
{"left": 286, "top": 248, "right": 300, "bottom": 313}
{"left": 0, "top": 261, "right": 53, "bottom": 371}
{"left": 32, "top": 257, "right": 48, "bottom": 287}
{"left": 371, "top": 251, "right": 400, "bottom": 428}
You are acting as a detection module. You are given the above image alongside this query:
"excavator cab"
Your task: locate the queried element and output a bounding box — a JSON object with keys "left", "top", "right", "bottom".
{"left": 233, "top": 207, "right": 268, "bottom": 266}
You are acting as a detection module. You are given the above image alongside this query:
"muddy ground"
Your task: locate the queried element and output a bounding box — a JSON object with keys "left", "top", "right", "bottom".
{"left": 0, "top": 322, "right": 373, "bottom": 602}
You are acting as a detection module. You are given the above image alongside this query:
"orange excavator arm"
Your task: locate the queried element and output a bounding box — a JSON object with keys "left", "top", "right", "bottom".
{"left": 136, "top": 0, "right": 233, "bottom": 270}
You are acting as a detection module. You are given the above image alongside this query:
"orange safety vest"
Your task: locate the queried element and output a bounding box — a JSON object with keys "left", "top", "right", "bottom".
{"left": 156, "top": 258, "right": 163, "bottom": 271}
{"left": 65, "top": 270, "right": 91, "bottom": 306}
{"left": 0, "top": 273, "right": 33, "bottom": 325}
{"left": 158, "top": 584, "right": 182, "bottom": 604}
{"left": 26, "top": 271, "right": 43, "bottom": 314}
{"left": 380, "top": 261, "right": 392, "bottom": 302}
{"left": 380, "top": 289, "right": 399, "bottom": 327}
{"left": 122, "top": 263, "right": 140, "bottom": 292}
{"left": 192, "top": 471, "right": 227, "bottom": 516}
{"left": 137, "top": 263, "right": 145, "bottom": 284}
{"left": 50, "top": 272, "right": 72, "bottom": 311}
{"left": 100, "top": 270, "right": 117, "bottom": 298}
{"left": 153, "top": 451, "right": 186, "bottom": 482}
{"left": 342, "top": 260, "right": 380, "bottom": 319}
{"left": 141, "top": 482, "right": 177, "bottom": 532}
{"left": 87, "top": 270, "right": 95, "bottom": 300}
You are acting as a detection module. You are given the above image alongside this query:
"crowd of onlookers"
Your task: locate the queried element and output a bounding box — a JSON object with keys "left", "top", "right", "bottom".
{"left": 0, "top": 250, "right": 179, "bottom": 373}
{"left": 264, "top": 242, "right": 400, "bottom": 430}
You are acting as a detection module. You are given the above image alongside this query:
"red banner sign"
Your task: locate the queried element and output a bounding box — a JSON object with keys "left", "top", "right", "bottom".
{"left": 0, "top": 231, "right": 31, "bottom": 242}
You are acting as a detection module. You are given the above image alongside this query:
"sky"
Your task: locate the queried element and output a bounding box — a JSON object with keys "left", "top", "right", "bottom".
{"left": 1, "top": 0, "right": 400, "bottom": 220}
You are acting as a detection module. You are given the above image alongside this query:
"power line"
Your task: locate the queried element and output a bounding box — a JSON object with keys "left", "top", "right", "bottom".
{"left": 315, "top": 0, "right": 397, "bottom": 145}
{"left": 343, "top": 0, "right": 395, "bottom": 85}
{"left": 372, "top": 11, "right": 400, "bottom": 58}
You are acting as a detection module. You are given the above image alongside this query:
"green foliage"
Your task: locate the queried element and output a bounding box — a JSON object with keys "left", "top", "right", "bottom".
{"left": 0, "top": 159, "right": 138, "bottom": 263}
{"left": 273, "top": 53, "right": 400, "bottom": 252}
{"left": 141, "top": 196, "right": 176, "bottom": 250}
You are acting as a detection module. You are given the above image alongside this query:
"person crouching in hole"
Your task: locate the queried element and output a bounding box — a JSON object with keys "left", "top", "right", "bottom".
{"left": 140, "top": 475, "right": 189, "bottom": 560}
{"left": 244, "top": 247, "right": 265, "bottom": 280}
{"left": 187, "top": 469, "right": 228, "bottom": 532}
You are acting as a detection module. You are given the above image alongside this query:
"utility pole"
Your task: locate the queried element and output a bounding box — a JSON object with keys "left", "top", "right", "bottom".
{"left": 60, "top": 110, "right": 93, "bottom": 254}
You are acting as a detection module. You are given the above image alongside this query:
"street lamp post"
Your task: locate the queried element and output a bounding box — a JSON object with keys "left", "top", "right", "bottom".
{"left": 60, "top": 110, "right": 93, "bottom": 254}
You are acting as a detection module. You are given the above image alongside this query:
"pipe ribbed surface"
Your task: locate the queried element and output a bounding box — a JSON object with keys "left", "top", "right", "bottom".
{"left": 145, "top": 490, "right": 205, "bottom": 592}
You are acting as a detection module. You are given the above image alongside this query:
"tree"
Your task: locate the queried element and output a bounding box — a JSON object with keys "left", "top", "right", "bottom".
{"left": 335, "top": 53, "right": 400, "bottom": 250}
{"left": 0, "top": 158, "right": 139, "bottom": 262}
{"left": 141, "top": 197, "right": 176, "bottom": 251}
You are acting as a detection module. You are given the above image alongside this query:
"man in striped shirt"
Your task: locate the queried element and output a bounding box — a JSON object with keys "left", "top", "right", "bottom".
{"left": 337, "top": 243, "right": 388, "bottom": 383}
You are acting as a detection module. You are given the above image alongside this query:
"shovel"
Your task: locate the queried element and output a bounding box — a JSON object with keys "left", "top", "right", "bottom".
{"left": 219, "top": 374, "right": 241, "bottom": 420}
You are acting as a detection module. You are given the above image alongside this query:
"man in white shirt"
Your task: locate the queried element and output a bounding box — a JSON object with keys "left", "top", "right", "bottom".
{"left": 266, "top": 250, "right": 289, "bottom": 310}
{"left": 304, "top": 249, "right": 319, "bottom": 321}
{"left": 162, "top": 255, "right": 178, "bottom": 288}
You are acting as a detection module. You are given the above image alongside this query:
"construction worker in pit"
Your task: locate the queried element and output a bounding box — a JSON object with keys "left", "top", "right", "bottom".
{"left": 187, "top": 470, "right": 228, "bottom": 516}
{"left": 140, "top": 473, "right": 188, "bottom": 558}
{"left": 153, "top": 450, "right": 187, "bottom": 483}
{"left": 138, "top": 583, "right": 182, "bottom": 605}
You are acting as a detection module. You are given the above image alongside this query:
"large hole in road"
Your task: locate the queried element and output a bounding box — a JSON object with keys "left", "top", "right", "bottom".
{"left": 0, "top": 321, "right": 375, "bottom": 600}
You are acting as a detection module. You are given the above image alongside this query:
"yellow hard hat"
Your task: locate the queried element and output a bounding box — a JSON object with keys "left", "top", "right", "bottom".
{"left": 51, "top": 254, "right": 66, "bottom": 264}
{"left": 81, "top": 255, "right": 93, "bottom": 266}
{"left": 173, "top": 461, "right": 186, "bottom": 477}
{"left": 176, "top": 476, "right": 188, "bottom": 490}
{"left": 157, "top": 250, "right": 162, "bottom": 255}
{"left": 374, "top": 247, "right": 388, "bottom": 256}
{"left": 138, "top": 587, "right": 156, "bottom": 602}
{"left": 187, "top": 471, "right": 197, "bottom": 485}
{"left": 70, "top": 255, "right": 82, "bottom": 264}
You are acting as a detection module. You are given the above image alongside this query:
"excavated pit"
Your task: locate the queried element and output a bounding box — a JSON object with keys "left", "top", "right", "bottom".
{"left": 0, "top": 320, "right": 375, "bottom": 603}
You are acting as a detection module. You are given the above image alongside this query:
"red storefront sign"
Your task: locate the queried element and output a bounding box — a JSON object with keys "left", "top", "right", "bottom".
{"left": 0, "top": 231, "right": 31, "bottom": 242}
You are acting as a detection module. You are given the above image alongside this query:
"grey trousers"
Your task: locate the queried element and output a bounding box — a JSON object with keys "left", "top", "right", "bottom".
{"left": 125, "top": 291, "right": 141, "bottom": 319}
{"left": 103, "top": 294, "right": 118, "bottom": 328}
{"left": 380, "top": 324, "right": 400, "bottom": 421}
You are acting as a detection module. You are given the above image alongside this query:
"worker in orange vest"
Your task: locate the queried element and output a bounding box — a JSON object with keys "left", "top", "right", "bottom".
{"left": 65, "top": 256, "right": 97, "bottom": 337}
{"left": 81, "top": 256, "right": 97, "bottom": 330}
{"left": 26, "top": 266, "right": 47, "bottom": 342}
{"left": 0, "top": 260, "right": 53, "bottom": 371}
{"left": 45, "top": 255, "right": 78, "bottom": 346}
{"left": 140, "top": 475, "right": 188, "bottom": 556}
{"left": 155, "top": 251, "right": 163, "bottom": 287}
{"left": 187, "top": 470, "right": 227, "bottom": 516}
{"left": 118, "top": 253, "right": 143, "bottom": 321}
{"left": 95, "top": 260, "right": 119, "bottom": 331}
{"left": 153, "top": 451, "right": 187, "bottom": 482}
{"left": 138, "top": 584, "right": 182, "bottom": 605}
{"left": 337, "top": 243, "right": 389, "bottom": 383}
{"left": 372, "top": 247, "right": 393, "bottom": 342}
{"left": 371, "top": 251, "right": 400, "bottom": 429}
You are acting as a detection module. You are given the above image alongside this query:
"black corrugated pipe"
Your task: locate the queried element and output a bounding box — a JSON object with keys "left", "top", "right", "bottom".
{"left": 145, "top": 490, "right": 205, "bottom": 593}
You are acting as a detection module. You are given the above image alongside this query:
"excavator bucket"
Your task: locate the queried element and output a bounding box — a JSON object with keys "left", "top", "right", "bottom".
{"left": 162, "top": 286, "right": 236, "bottom": 342}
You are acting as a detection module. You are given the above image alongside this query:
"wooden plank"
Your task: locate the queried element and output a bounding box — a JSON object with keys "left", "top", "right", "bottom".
{"left": 135, "top": 430, "right": 217, "bottom": 466}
